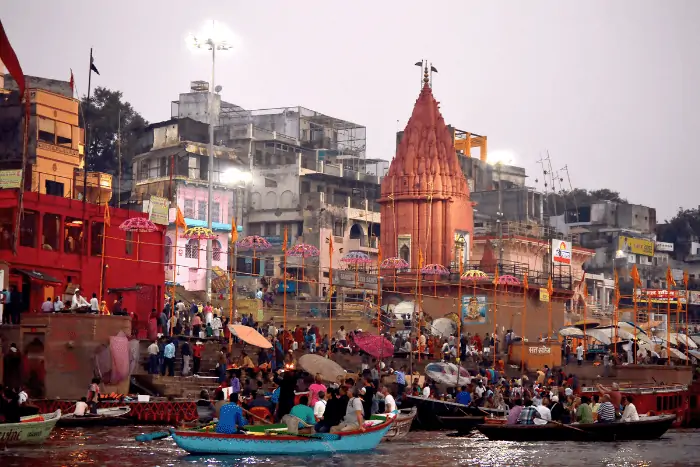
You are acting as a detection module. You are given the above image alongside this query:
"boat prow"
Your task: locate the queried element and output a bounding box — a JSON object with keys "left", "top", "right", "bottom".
{"left": 57, "top": 406, "right": 131, "bottom": 427}
{"left": 0, "top": 410, "right": 61, "bottom": 446}
{"left": 171, "top": 418, "right": 394, "bottom": 455}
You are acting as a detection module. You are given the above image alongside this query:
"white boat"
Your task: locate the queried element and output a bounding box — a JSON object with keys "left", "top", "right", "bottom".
{"left": 0, "top": 410, "right": 61, "bottom": 446}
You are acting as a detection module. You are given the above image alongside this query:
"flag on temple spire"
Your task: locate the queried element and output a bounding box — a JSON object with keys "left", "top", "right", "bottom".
{"left": 0, "top": 20, "right": 26, "bottom": 97}
{"left": 69, "top": 69, "right": 75, "bottom": 96}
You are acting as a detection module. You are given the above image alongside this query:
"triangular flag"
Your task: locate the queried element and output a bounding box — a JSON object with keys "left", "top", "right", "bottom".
{"left": 90, "top": 54, "right": 100, "bottom": 75}
{"left": 282, "top": 226, "right": 288, "bottom": 253}
{"left": 230, "top": 217, "right": 238, "bottom": 244}
{"left": 631, "top": 265, "right": 641, "bottom": 288}
{"left": 175, "top": 206, "right": 187, "bottom": 229}
{"left": 666, "top": 266, "right": 677, "bottom": 288}
{"left": 523, "top": 272, "right": 529, "bottom": 290}
{"left": 0, "top": 20, "right": 26, "bottom": 96}
{"left": 104, "top": 204, "right": 111, "bottom": 227}
{"left": 547, "top": 276, "right": 553, "bottom": 297}
{"left": 69, "top": 69, "right": 75, "bottom": 96}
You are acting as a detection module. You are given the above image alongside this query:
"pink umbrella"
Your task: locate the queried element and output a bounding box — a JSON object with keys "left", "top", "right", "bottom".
{"left": 237, "top": 236, "right": 272, "bottom": 276}
{"left": 422, "top": 263, "right": 450, "bottom": 295}
{"left": 119, "top": 217, "right": 159, "bottom": 260}
{"left": 342, "top": 251, "right": 372, "bottom": 288}
{"left": 353, "top": 332, "right": 394, "bottom": 359}
{"left": 286, "top": 243, "right": 319, "bottom": 283}
{"left": 498, "top": 274, "right": 521, "bottom": 286}
{"left": 380, "top": 257, "right": 409, "bottom": 290}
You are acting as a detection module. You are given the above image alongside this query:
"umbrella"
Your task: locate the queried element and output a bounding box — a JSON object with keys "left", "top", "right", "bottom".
{"left": 497, "top": 275, "right": 520, "bottom": 286}
{"left": 237, "top": 236, "right": 271, "bottom": 276}
{"left": 573, "top": 319, "right": 601, "bottom": 330}
{"left": 669, "top": 348, "right": 688, "bottom": 361}
{"left": 421, "top": 264, "right": 450, "bottom": 275}
{"left": 689, "top": 349, "right": 700, "bottom": 360}
{"left": 424, "top": 362, "right": 470, "bottom": 387}
{"left": 353, "top": 332, "right": 394, "bottom": 359}
{"left": 181, "top": 226, "right": 217, "bottom": 240}
{"left": 119, "top": 217, "right": 159, "bottom": 261}
{"left": 430, "top": 317, "right": 457, "bottom": 338}
{"left": 341, "top": 251, "right": 372, "bottom": 264}
{"left": 286, "top": 243, "right": 319, "bottom": 284}
{"left": 559, "top": 327, "right": 585, "bottom": 338}
{"left": 228, "top": 324, "right": 272, "bottom": 349}
{"left": 618, "top": 322, "right": 653, "bottom": 344}
{"left": 461, "top": 269, "right": 487, "bottom": 280}
{"left": 380, "top": 257, "right": 410, "bottom": 290}
{"left": 671, "top": 333, "right": 698, "bottom": 349}
{"left": 298, "top": 354, "right": 346, "bottom": 382}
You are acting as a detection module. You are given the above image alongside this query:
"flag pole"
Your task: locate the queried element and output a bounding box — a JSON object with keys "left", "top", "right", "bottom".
{"left": 522, "top": 273, "right": 528, "bottom": 375}
{"left": 328, "top": 234, "right": 333, "bottom": 339}
{"left": 493, "top": 271, "right": 498, "bottom": 368}
{"left": 685, "top": 271, "right": 690, "bottom": 365}
{"left": 82, "top": 48, "right": 94, "bottom": 206}
{"left": 283, "top": 226, "right": 288, "bottom": 332}
{"left": 172, "top": 221, "right": 179, "bottom": 310}
{"left": 666, "top": 268, "right": 672, "bottom": 366}
{"left": 98, "top": 205, "right": 109, "bottom": 302}
{"left": 457, "top": 252, "right": 463, "bottom": 385}
{"left": 377, "top": 242, "right": 382, "bottom": 337}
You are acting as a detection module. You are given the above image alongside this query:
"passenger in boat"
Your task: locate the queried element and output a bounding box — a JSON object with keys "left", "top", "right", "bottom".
{"left": 381, "top": 387, "right": 397, "bottom": 414}
{"left": 74, "top": 397, "right": 89, "bottom": 416}
{"left": 213, "top": 389, "right": 227, "bottom": 419}
{"left": 87, "top": 377, "right": 101, "bottom": 414}
{"left": 549, "top": 395, "right": 565, "bottom": 422}
{"left": 517, "top": 399, "right": 543, "bottom": 425}
{"left": 196, "top": 390, "right": 216, "bottom": 423}
{"left": 1, "top": 386, "right": 20, "bottom": 423}
{"left": 331, "top": 387, "right": 366, "bottom": 433}
{"left": 455, "top": 385, "right": 472, "bottom": 406}
{"left": 620, "top": 395, "right": 640, "bottom": 422}
{"left": 574, "top": 396, "right": 594, "bottom": 424}
{"left": 216, "top": 393, "right": 247, "bottom": 434}
{"left": 596, "top": 394, "right": 616, "bottom": 423}
{"left": 596, "top": 382, "right": 622, "bottom": 410}
{"left": 507, "top": 399, "right": 523, "bottom": 424}
{"left": 534, "top": 396, "right": 552, "bottom": 425}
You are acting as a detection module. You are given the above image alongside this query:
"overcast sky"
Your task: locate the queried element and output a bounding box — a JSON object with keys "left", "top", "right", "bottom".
{"left": 4, "top": 1, "right": 699, "bottom": 220}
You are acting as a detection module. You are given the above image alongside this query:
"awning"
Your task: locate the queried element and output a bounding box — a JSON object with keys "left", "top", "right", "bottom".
{"left": 13, "top": 268, "right": 61, "bottom": 285}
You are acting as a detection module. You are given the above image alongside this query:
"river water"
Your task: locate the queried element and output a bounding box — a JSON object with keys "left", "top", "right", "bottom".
{"left": 1, "top": 427, "right": 699, "bottom": 467}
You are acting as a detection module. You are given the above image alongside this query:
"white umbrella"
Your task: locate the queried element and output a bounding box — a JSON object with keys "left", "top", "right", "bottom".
{"left": 669, "top": 348, "right": 688, "bottom": 361}
{"left": 671, "top": 333, "right": 698, "bottom": 349}
{"left": 430, "top": 318, "right": 457, "bottom": 338}
{"left": 618, "top": 322, "right": 653, "bottom": 344}
{"left": 559, "top": 327, "right": 585, "bottom": 338}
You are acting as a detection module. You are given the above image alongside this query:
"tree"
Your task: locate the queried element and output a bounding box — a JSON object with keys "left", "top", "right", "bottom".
{"left": 80, "top": 87, "right": 147, "bottom": 185}
{"left": 545, "top": 188, "right": 629, "bottom": 216}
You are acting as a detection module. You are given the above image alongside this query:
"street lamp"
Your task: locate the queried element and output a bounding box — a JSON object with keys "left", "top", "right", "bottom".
{"left": 187, "top": 20, "right": 233, "bottom": 301}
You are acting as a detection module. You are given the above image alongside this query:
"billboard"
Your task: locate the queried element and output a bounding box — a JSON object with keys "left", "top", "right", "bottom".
{"left": 539, "top": 288, "right": 550, "bottom": 302}
{"left": 655, "top": 241, "right": 674, "bottom": 252}
{"left": 552, "top": 239, "right": 572, "bottom": 265}
{"left": 330, "top": 269, "right": 378, "bottom": 290}
{"left": 461, "top": 295, "right": 487, "bottom": 324}
{"left": 0, "top": 169, "right": 22, "bottom": 189}
{"left": 148, "top": 196, "right": 169, "bottom": 225}
{"left": 618, "top": 236, "right": 654, "bottom": 257}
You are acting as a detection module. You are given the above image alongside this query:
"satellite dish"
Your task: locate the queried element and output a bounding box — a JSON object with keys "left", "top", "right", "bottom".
{"left": 214, "top": 85, "right": 223, "bottom": 93}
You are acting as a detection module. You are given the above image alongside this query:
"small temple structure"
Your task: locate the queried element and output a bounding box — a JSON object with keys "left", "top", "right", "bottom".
{"left": 379, "top": 67, "right": 473, "bottom": 268}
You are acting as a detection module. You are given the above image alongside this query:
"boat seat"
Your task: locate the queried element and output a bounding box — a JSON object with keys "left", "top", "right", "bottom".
{"left": 280, "top": 414, "right": 314, "bottom": 435}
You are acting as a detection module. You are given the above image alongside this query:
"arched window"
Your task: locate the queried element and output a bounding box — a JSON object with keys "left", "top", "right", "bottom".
{"left": 349, "top": 223, "right": 366, "bottom": 247}
{"left": 164, "top": 236, "right": 173, "bottom": 267}
{"left": 212, "top": 239, "right": 222, "bottom": 261}
{"left": 185, "top": 239, "right": 199, "bottom": 259}
{"left": 400, "top": 245, "right": 410, "bottom": 264}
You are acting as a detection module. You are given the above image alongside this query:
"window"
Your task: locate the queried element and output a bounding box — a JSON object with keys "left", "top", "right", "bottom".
{"left": 265, "top": 256, "right": 274, "bottom": 276}
{"left": 212, "top": 240, "right": 222, "bottom": 261}
{"left": 247, "top": 223, "right": 261, "bottom": 236}
{"left": 38, "top": 117, "right": 55, "bottom": 144}
{"left": 125, "top": 231, "right": 134, "bottom": 255}
{"left": 45, "top": 180, "right": 64, "bottom": 197}
{"left": 42, "top": 213, "right": 60, "bottom": 251}
{"left": 159, "top": 157, "right": 168, "bottom": 177}
{"left": 19, "top": 210, "right": 38, "bottom": 248}
{"left": 188, "top": 156, "right": 200, "bottom": 179}
{"left": 55, "top": 121, "right": 72, "bottom": 147}
{"left": 186, "top": 239, "right": 199, "bottom": 259}
{"left": 197, "top": 200, "right": 207, "bottom": 221}
{"left": 91, "top": 221, "right": 104, "bottom": 256}
{"left": 265, "top": 178, "right": 277, "bottom": 188}
{"left": 211, "top": 202, "right": 220, "bottom": 224}
{"left": 301, "top": 181, "right": 311, "bottom": 193}
{"left": 183, "top": 199, "right": 194, "bottom": 218}
{"left": 64, "top": 217, "right": 84, "bottom": 254}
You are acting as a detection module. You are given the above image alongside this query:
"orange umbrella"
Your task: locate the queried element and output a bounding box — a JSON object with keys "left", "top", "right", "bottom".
{"left": 228, "top": 324, "right": 272, "bottom": 349}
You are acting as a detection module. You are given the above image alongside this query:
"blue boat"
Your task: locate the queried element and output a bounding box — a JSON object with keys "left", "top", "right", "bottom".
{"left": 170, "top": 419, "right": 393, "bottom": 455}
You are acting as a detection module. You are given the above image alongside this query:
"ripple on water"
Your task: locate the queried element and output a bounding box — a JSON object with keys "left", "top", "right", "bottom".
{"left": 2, "top": 427, "right": 700, "bottom": 467}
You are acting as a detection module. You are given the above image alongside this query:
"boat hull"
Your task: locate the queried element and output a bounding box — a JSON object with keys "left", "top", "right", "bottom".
{"left": 57, "top": 407, "right": 131, "bottom": 427}
{"left": 401, "top": 396, "right": 504, "bottom": 431}
{"left": 0, "top": 410, "right": 61, "bottom": 446}
{"left": 383, "top": 407, "right": 417, "bottom": 441}
{"left": 171, "top": 420, "right": 392, "bottom": 455}
{"left": 476, "top": 415, "right": 676, "bottom": 442}
{"left": 436, "top": 415, "right": 485, "bottom": 434}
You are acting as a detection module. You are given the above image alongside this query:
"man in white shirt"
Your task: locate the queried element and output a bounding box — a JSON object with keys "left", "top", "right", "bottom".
{"left": 576, "top": 343, "right": 584, "bottom": 365}
{"left": 71, "top": 289, "right": 89, "bottom": 311}
{"left": 255, "top": 288, "right": 263, "bottom": 300}
{"left": 621, "top": 395, "right": 640, "bottom": 422}
{"left": 313, "top": 391, "right": 327, "bottom": 422}
{"left": 422, "top": 384, "right": 431, "bottom": 398}
{"left": 41, "top": 297, "right": 54, "bottom": 313}
{"left": 381, "top": 387, "right": 397, "bottom": 413}
{"left": 74, "top": 397, "right": 89, "bottom": 416}
{"left": 54, "top": 297, "right": 65, "bottom": 312}
{"left": 89, "top": 293, "right": 100, "bottom": 314}
{"left": 534, "top": 396, "right": 552, "bottom": 425}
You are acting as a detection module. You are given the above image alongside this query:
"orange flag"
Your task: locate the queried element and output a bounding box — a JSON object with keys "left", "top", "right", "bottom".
{"left": 547, "top": 275, "right": 553, "bottom": 297}
{"left": 684, "top": 270, "right": 689, "bottom": 289}
{"left": 377, "top": 240, "right": 382, "bottom": 266}
{"left": 493, "top": 267, "right": 499, "bottom": 286}
{"left": 282, "top": 226, "right": 288, "bottom": 252}
{"left": 631, "top": 265, "right": 641, "bottom": 288}
{"left": 523, "top": 272, "right": 529, "bottom": 290}
{"left": 230, "top": 217, "right": 238, "bottom": 244}
{"left": 175, "top": 206, "right": 187, "bottom": 229}
{"left": 104, "top": 204, "right": 111, "bottom": 227}
{"left": 418, "top": 249, "right": 424, "bottom": 269}
{"left": 666, "top": 266, "right": 676, "bottom": 288}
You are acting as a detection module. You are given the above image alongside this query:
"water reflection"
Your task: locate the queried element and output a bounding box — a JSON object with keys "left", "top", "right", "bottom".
{"left": 0, "top": 427, "right": 698, "bottom": 467}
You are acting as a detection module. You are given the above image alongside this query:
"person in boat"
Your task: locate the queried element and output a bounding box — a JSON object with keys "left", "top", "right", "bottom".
{"left": 507, "top": 399, "right": 523, "bottom": 424}
{"left": 87, "top": 377, "right": 101, "bottom": 414}
{"left": 275, "top": 370, "right": 297, "bottom": 421}
{"left": 573, "top": 396, "right": 594, "bottom": 424}
{"left": 315, "top": 387, "right": 344, "bottom": 433}
{"left": 620, "top": 395, "right": 640, "bottom": 422}
{"left": 308, "top": 373, "right": 327, "bottom": 408}
{"left": 381, "top": 387, "right": 397, "bottom": 414}
{"left": 216, "top": 393, "right": 247, "bottom": 434}
{"left": 74, "top": 397, "right": 89, "bottom": 417}
{"left": 549, "top": 395, "right": 565, "bottom": 422}
{"left": 196, "top": 390, "right": 216, "bottom": 423}
{"left": 213, "top": 389, "right": 227, "bottom": 419}
{"left": 456, "top": 385, "right": 472, "bottom": 406}
{"left": 0, "top": 386, "right": 20, "bottom": 423}
{"left": 331, "top": 387, "right": 366, "bottom": 433}
{"left": 534, "top": 396, "right": 552, "bottom": 425}
{"left": 517, "top": 399, "right": 543, "bottom": 425}
{"left": 289, "top": 395, "right": 316, "bottom": 429}
{"left": 596, "top": 394, "right": 617, "bottom": 423}
{"left": 596, "top": 382, "right": 622, "bottom": 411}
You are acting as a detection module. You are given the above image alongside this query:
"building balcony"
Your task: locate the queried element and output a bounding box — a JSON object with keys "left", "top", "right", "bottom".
{"left": 73, "top": 170, "right": 113, "bottom": 204}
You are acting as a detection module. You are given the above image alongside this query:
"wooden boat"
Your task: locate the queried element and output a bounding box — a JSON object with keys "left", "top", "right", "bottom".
{"left": 372, "top": 407, "right": 417, "bottom": 441}
{"left": 476, "top": 415, "right": 676, "bottom": 442}
{"left": 0, "top": 410, "right": 61, "bottom": 446}
{"left": 58, "top": 406, "right": 131, "bottom": 427}
{"left": 401, "top": 395, "right": 506, "bottom": 431}
{"left": 436, "top": 414, "right": 485, "bottom": 434}
{"left": 170, "top": 418, "right": 393, "bottom": 455}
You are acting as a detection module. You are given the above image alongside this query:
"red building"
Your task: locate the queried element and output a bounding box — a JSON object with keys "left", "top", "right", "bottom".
{"left": 379, "top": 70, "right": 474, "bottom": 268}
{"left": 0, "top": 190, "right": 164, "bottom": 324}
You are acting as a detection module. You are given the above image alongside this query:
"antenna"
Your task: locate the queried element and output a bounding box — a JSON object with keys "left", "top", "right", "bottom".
{"left": 117, "top": 108, "right": 122, "bottom": 206}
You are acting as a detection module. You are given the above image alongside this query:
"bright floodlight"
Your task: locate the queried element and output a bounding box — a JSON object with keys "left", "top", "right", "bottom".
{"left": 487, "top": 150, "right": 516, "bottom": 166}
{"left": 186, "top": 20, "right": 237, "bottom": 51}
{"left": 221, "top": 167, "right": 252, "bottom": 185}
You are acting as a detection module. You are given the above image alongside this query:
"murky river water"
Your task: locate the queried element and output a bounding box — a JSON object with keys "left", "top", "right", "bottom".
{"left": 1, "top": 427, "right": 699, "bottom": 467}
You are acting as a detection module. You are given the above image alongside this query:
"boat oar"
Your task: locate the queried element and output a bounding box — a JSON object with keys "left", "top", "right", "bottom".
{"left": 548, "top": 419, "right": 589, "bottom": 434}
{"left": 241, "top": 407, "right": 272, "bottom": 425}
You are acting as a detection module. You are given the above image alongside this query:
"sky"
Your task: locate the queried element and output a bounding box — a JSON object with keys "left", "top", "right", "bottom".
{"left": 4, "top": 1, "right": 699, "bottom": 220}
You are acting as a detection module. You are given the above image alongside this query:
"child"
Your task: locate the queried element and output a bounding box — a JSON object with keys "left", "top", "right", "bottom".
{"left": 74, "top": 397, "right": 89, "bottom": 416}
{"left": 206, "top": 322, "right": 214, "bottom": 338}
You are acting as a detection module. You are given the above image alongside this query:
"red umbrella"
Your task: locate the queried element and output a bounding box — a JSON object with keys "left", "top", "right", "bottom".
{"left": 353, "top": 332, "right": 394, "bottom": 359}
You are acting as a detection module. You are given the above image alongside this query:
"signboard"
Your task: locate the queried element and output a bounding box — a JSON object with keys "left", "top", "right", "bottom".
{"left": 551, "top": 239, "right": 572, "bottom": 265}
{"left": 529, "top": 346, "right": 552, "bottom": 355}
{"left": 539, "top": 288, "right": 550, "bottom": 302}
{"left": 690, "top": 291, "right": 700, "bottom": 306}
{"left": 618, "top": 236, "right": 654, "bottom": 257}
{"left": 656, "top": 241, "right": 674, "bottom": 252}
{"left": 461, "top": 295, "right": 487, "bottom": 324}
{"left": 635, "top": 289, "right": 685, "bottom": 304}
{"left": 148, "top": 195, "right": 169, "bottom": 225}
{"left": 331, "top": 269, "right": 378, "bottom": 289}
{"left": 0, "top": 169, "right": 22, "bottom": 189}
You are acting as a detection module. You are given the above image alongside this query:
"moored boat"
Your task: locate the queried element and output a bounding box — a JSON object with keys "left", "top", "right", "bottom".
{"left": 402, "top": 395, "right": 506, "bottom": 430}
{"left": 476, "top": 414, "right": 675, "bottom": 442}
{"left": 436, "top": 414, "right": 485, "bottom": 434}
{"left": 57, "top": 406, "right": 131, "bottom": 427}
{"left": 0, "top": 410, "right": 61, "bottom": 446}
{"left": 170, "top": 418, "right": 393, "bottom": 455}
{"left": 374, "top": 407, "right": 417, "bottom": 441}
